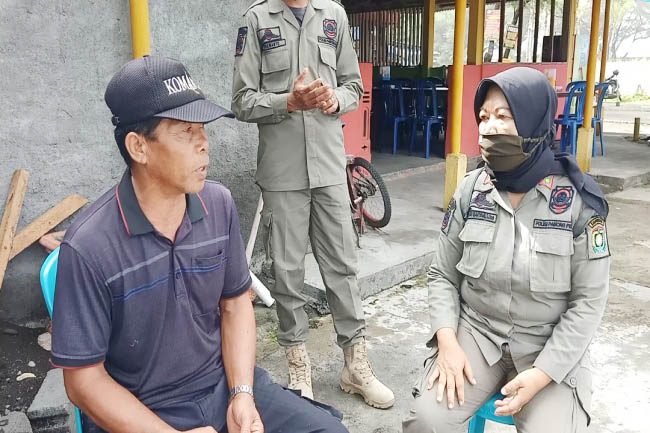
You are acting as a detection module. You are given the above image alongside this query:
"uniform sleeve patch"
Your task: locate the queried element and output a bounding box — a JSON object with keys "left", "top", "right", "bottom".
{"left": 586, "top": 215, "right": 610, "bottom": 259}
{"left": 441, "top": 198, "right": 456, "bottom": 236}
{"left": 235, "top": 27, "right": 248, "bottom": 56}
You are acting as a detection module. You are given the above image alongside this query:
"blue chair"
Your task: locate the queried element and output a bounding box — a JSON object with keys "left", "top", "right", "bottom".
{"left": 40, "top": 247, "right": 84, "bottom": 433}
{"left": 592, "top": 82, "right": 609, "bottom": 156}
{"left": 410, "top": 79, "right": 444, "bottom": 159}
{"left": 380, "top": 79, "right": 415, "bottom": 154}
{"left": 468, "top": 392, "right": 515, "bottom": 433}
{"left": 554, "top": 81, "right": 586, "bottom": 155}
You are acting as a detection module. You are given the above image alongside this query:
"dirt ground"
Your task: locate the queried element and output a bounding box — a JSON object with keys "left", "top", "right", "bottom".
{"left": 0, "top": 321, "right": 50, "bottom": 416}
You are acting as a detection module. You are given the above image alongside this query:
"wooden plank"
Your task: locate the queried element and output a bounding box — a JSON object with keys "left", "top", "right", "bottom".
{"left": 0, "top": 170, "right": 29, "bottom": 290}
{"left": 517, "top": 0, "right": 523, "bottom": 62}
{"left": 533, "top": 0, "right": 541, "bottom": 62}
{"left": 9, "top": 194, "right": 88, "bottom": 260}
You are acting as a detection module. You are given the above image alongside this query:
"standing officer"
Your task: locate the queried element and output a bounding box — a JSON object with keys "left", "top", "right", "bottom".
{"left": 231, "top": 0, "right": 394, "bottom": 409}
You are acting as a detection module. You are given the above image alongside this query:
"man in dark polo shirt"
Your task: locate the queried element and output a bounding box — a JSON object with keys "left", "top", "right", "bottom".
{"left": 51, "top": 56, "right": 348, "bottom": 433}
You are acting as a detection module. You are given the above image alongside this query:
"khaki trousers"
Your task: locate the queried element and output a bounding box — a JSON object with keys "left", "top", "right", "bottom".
{"left": 402, "top": 324, "right": 589, "bottom": 433}
{"left": 261, "top": 184, "right": 366, "bottom": 348}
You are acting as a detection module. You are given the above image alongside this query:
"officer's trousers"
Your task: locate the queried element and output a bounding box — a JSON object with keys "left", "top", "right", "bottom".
{"left": 402, "top": 324, "right": 590, "bottom": 433}
{"left": 261, "top": 183, "right": 366, "bottom": 348}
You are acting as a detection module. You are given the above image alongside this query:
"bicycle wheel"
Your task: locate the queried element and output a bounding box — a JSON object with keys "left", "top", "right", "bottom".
{"left": 349, "top": 157, "right": 392, "bottom": 228}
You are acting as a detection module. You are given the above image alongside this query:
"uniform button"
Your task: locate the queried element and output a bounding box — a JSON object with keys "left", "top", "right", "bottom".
{"left": 175, "top": 272, "right": 181, "bottom": 280}
{"left": 569, "top": 377, "right": 577, "bottom": 386}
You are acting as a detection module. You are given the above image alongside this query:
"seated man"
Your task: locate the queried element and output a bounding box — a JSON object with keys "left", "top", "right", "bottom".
{"left": 51, "top": 55, "right": 348, "bottom": 433}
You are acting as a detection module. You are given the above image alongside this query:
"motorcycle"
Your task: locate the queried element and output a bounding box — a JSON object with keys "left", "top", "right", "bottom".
{"left": 604, "top": 70, "right": 621, "bottom": 106}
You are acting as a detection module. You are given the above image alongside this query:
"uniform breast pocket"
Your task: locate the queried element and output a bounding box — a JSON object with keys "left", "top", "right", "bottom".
{"left": 530, "top": 231, "right": 574, "bottom": 292}
{"left": 189, "top": 252, "right": 226, "bottom": 321}
{"left": 261, "top": 48, "right": 291, "bottom": 93}
{"left": 318, "top": 45, "right": 338, "bottom": 87}
{"left": 456, "top": 222, "right": 495, "bottom": 279}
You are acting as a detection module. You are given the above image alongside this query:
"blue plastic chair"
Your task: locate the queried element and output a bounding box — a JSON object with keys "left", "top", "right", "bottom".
{"left": 410, "top": 79, "right": 444, "bottom": 159}
{"left": 468, "top": 392, "right": 515, "bottom": 433}
{"left": 592, "top": 82, "right": 609, "bottom": 156}
{"left": 380, "top": 79, "right": 415, "bottom": 154}
{"left": 554, "top": 81, "right": 586, "bottom": 155}
{"left": 40, "top": 247, "right": 84, "bottom": 433}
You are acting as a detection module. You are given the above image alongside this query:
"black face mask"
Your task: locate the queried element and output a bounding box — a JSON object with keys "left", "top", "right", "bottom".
{"left": 479, "top": 134, "right": 542, "bottom": 172}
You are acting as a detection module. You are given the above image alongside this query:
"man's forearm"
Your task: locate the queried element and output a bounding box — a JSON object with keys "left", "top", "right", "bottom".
{"left": 63, "top": 365, "right": 175, "bottom": 433}
{"left": 220, "top": 290, "right": 257, "bottom": 391}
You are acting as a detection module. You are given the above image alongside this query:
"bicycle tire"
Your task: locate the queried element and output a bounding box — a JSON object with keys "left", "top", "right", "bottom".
{"left": 349, "top": 157, "right": 392, "bottom": 228}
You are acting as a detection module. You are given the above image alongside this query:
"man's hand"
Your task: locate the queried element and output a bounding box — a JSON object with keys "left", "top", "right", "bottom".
{"left": 494, "top": 368, "right": 552, "bottom": 416}
{"left": 427, "top": 328, "right": 477, "bottom": 409}
{"left": 320, "top": 92, "right": 339, "bottom": 114}
{"left": 226, "top": 394, "right": 264, "bottom": 433}
{"left": 287, "top": 68, "right": 335, "bottom": 113}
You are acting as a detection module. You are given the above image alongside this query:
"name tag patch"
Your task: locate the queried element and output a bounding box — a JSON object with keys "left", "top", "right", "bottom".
{"left": 467, "top": 209, "right": 497, "bottom": 223}
{"left": 533, "top": 219, "right": 573, "bottom": 232}
{"left": 258, "top": 27, "right": 286, "bottom": 51}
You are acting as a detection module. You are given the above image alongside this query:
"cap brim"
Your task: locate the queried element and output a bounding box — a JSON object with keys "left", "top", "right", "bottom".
{"left": 154, "top": 99, "right": 235, "bottom": 124}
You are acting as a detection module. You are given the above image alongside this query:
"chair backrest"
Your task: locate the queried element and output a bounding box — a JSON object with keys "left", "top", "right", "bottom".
{"left": 560, "top": 82, "right": 586, "bottom": 120}
{"left": 381, "top": 82, "right": 396, "bottom": 118}
{"left": 414, "top": 79, "right": 439, "bottom": 119}
{"left": 594, "top": 82, "right": 610, "bottom": 120}
{"left": 566, "top": 80, "right": 585, "bottom": 92}
{"left": 39, "top": 247, "right": 84, "bottom": 433}
{"left": 389, "top": 79, "right": 415, "bottom": 118}
{"left": 40, "top": 247, "right": 60, "bottom": 317}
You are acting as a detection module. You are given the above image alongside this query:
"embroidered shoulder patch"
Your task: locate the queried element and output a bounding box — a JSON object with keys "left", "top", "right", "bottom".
{"left": 235, "top": 27, "right": 248, "bottom": 56}
{"left": 470, "top": 191, "right": 496, "bottom": 211}
{"left": 258, "top": 27, "right": 286, "bottom": 51}
{"left": 586, "top": 215, "right": 610, "bottom": 259}
{"left": 441, "top": 198, "right": 456, "bottom": 236}
{"left": 549, "top": 186, "right": 574, "bottom": 214}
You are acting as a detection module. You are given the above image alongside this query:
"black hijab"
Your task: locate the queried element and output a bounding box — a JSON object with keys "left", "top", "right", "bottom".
{"left": 474, "top": 67, "right": 608, "bottom": 217}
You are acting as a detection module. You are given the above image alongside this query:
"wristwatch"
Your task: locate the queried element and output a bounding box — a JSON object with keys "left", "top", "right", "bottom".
{"left": 229, "top": 384, "right": 254, "bottom": 402}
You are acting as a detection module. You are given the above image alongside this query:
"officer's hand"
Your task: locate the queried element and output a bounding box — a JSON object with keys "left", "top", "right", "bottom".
{"left": 288, "top": 68, "right": 334, "bottom": 112}
{"left": 321, "top": 92, "right": 339, "bottom": 114}
{"left": 494, "top": 368, "right": 551, "bottom": 416}
{"left": 227, "top": 393, "right": 264, "bottom": 433}
{"left": 427, "top": 328, "right": 476, "bottom": 409}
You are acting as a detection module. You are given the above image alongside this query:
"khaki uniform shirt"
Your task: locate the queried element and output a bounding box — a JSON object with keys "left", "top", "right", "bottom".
{"left": 231, "top": 0, "right": 363, "bottom": 191}
{"left": 428, "top": 169, "right": 610, "bottom": 396}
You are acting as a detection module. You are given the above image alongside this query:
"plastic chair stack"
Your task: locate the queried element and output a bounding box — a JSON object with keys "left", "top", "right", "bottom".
{"left": 554, "top": 81, "right": 586, "bottom": 155}
{"left": 468, "top": 392, "right": 516, "bottom": 433}
{"left": 592, "top": 82, "right": 609, "bottom": 156}
{"left": 40, "top": 247, "right": 84, "bottom": 433}
{"left": 410, "top": 79, "right": 444, "bottom": 159}
{"left": 380, "top": 79, "right": 416, "bottom": 154}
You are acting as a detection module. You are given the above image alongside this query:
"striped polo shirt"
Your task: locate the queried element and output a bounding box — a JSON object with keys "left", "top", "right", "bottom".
{"left": 51, "top": 169, "right": 252, "bottom": 409}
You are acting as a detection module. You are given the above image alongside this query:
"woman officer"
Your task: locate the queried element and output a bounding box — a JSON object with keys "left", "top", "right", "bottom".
{"left": 403, "top": 67, "right": 610, "bottom": 433}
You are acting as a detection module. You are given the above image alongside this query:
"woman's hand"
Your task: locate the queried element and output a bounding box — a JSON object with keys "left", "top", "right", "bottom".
{"left": 494, "top": 368, "right": 552, "bottom": 416}
{"left": 427, "top": 328, "right": 477, "bottom": 409}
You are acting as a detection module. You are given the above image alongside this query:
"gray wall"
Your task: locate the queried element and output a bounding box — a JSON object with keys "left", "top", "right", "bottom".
{"left": 0, "top": 0, "right": 259, "bottom": 324}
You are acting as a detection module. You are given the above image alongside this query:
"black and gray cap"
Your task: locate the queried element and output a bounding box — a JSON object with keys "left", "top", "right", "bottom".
{"left": 105, "top": 55, "right": 234, "bottom": 127}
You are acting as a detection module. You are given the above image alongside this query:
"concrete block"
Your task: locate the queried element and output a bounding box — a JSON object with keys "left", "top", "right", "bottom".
{"left": 0, "top": 411, "right": 33, "bottom": 433}
{"left": 27, "top": 370, "right": 75, "bottom": 433}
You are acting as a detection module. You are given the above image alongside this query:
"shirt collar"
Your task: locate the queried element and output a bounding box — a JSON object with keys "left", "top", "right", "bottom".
{"left": 116, "top": 169, "right": 207, "bottom": 237}
{"left": 269, "top": 0, "right": 327, "bottom": 13}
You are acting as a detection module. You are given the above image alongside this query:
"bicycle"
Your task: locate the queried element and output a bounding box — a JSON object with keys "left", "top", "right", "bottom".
{"left": 346, "top": 155, "right": 391, "bottom": 241}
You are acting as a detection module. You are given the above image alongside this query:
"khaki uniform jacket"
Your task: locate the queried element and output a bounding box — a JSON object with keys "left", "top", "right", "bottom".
{"left": 428, "top": 169, "right": 610, "bottom": 415}
{"left": 231, "top": 0, "right": 363, "bottom": 191}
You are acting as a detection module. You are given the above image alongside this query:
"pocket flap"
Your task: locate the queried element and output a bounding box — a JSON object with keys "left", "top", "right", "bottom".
{"left": 319, "top": 45, "right": 337, "bottom": 70}
{"left": 533, "top": 231, "right": 573, "bottom": 256}
{"left": 459, "top": 222, "right": 495, "bottom": 243}
{"left": 261, "top": 49, "right": 290, "bottom": 74}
